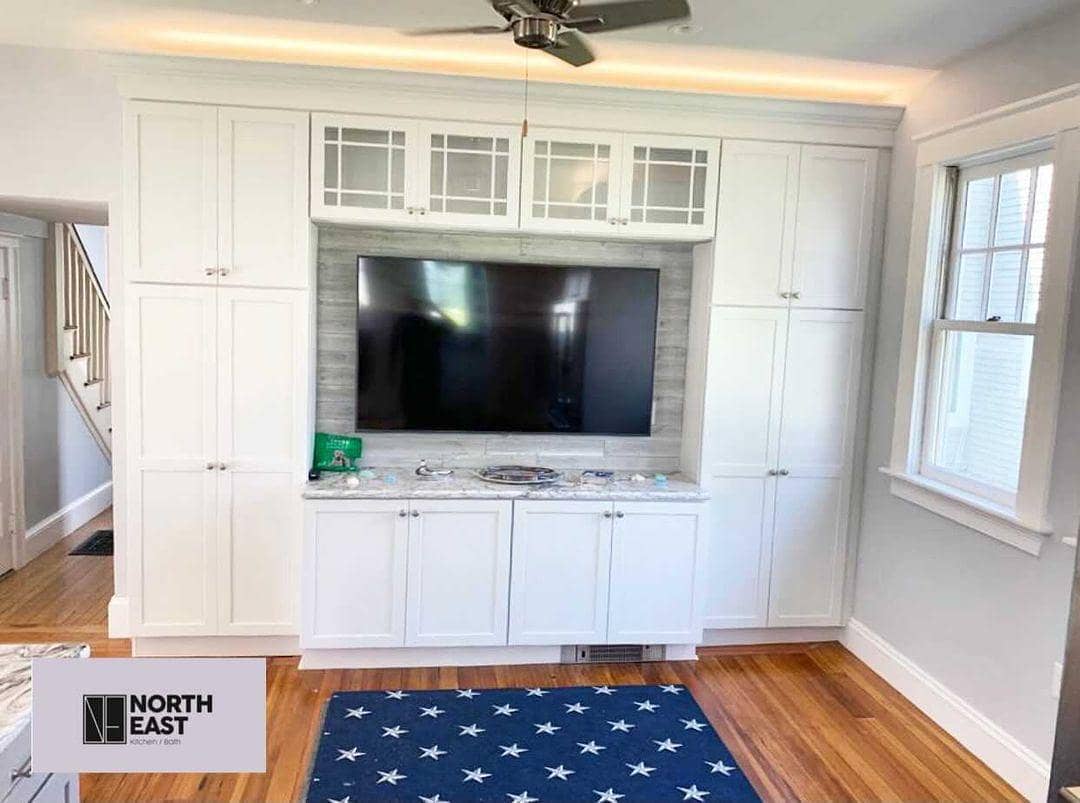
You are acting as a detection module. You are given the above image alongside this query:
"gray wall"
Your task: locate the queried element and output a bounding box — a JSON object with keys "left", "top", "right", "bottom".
{"left": 316, "top": 226, "right": 692, "bottom": 471}
{"left": 853, "top": 6, "right": 1080, "bottom": 761}
{"left": 10, "top": 219, "right": 111, "bottom": 527}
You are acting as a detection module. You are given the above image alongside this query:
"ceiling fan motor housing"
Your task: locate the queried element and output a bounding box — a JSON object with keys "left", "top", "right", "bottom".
{"left": 512, "top": 17, "right": 561, "bottom": 48}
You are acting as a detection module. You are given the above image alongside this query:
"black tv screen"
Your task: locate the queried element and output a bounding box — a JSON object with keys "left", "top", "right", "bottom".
{"left": 355, "top": 256, "right": 659, "bottom": 435}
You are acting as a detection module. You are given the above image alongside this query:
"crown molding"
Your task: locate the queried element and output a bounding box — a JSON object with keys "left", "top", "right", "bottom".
{"left": 104, "top": 54, "right": 904, "bottom": 147}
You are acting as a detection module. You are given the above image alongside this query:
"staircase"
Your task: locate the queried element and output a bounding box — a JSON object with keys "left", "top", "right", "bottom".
{"left": 45, "top": 223, "right": 111, "bottom": 459}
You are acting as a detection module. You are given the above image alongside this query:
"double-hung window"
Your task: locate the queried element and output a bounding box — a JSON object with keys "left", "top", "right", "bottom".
{"left": 921, "top": 154, "right": 1054, "bottom": 508}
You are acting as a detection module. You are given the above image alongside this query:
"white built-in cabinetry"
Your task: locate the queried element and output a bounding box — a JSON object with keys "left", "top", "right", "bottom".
{"left": 123, "top": 100, "right": 310, "bottom": 638}
{"left": 123, "top": 102, "right": 310, "bottom": 288}
{"left": 713, "top": 140, "right": 878, "bottom": 309}
{"left": 311, "top": 117, "right": 720, "bottom": 241}
{"left": 698, "top": 138, "right": 876, "bottom": 630}
{"left": 303, "top": 499, "right": 706, "bottom": 651}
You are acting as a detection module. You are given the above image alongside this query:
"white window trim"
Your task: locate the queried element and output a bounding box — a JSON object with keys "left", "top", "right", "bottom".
{"left": 886, "top": 86, "right": 1080, "bottom": 556}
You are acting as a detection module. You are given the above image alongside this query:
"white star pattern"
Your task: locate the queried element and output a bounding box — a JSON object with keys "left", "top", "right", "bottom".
{"left": 381, "top": 725, "right": 408, "bottom": 738}
{"left": 635, "top": 700, "right": 659, "bottom": 712}
{"left": 343, "top": 706, "right": 370, "bottom": 719}
{"left": 524, "top": 688, "right": 548, "bottom": 697}
{"left": 626, "top": 761, "right": 656, "bottom": 777}
{"left": 492, "top": 703, "right": 519, "bottom": 717}
{"left": 507, "top": 792, "right": 539, "bottom": 803}
{"left": 706, "top": 758, "right": 736, "bottom": 776}
{"left": 564, "top": 702, "right": 590, "bottom": 714}
{"left": 534, "top": 721, "right": 560, "bottom": 735}
{"left": 385, "top": 690, "right": 409, "bottom": 699}
{"left": 458, "top": 724, "right": 485, "bottom": 737}
{"left": 335, "top": 747, "right": 364, "bottom": 762}
{"left": 545, "top": 765, "right": 575, "bottom": 780}
{"left": 456, "top": 689, "right": 479, "bottom": 699}
{"left": 419, "top": 745, "right": 448, "bottom": 760}
{"left": 660, "top": 685, "right": 684, "bottom": 694}
{"left": 594, "top": 788, "right": 625, "bottom": 802}
{"left": 499, "top": 743, "right": 528, "bottom": 758}
{"left": 578, "top": 740, "right": 607, "bottom": 755}
{"left": 375, "top": 769, "right": 406, "bottom": 785}
{"left": 593, "top": 685, "right": 616, "bottom": 695}
{"left": 681, "top": 718, "right": 707, "bottom": 731}
{"left": 608, "top": 719, "right": 635, "bottom": 733}
{"left": 420, "top": 705, "right": 446, "bottom": 719}
{"left": 654, "top": 738, "right": 683, "bottom": 753}
{"left": 678, "top": 784, "right": 711, "bottom": 801}
{"left": 327, "top": 796, "right": 350, "bottom": 803}
{"left": 419, "top": 796, "right": 447, "bottom": 803}
{"left": 462, "top": 767, "right": 492, "bottom": 784}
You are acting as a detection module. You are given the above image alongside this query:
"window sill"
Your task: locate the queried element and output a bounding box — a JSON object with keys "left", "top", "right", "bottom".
{"left": 879, "top": 468, "right": 1051, "bottom": 556}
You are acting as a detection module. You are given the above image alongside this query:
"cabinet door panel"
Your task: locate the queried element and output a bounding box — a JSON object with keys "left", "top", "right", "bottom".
{"left": 418, "top": 122, "right": 521, "bottom": 229}
{"left": 312, "top": 113, "right": 417, "bottom": 225}
{"left": 769, "top": 477, "right": 846, "bottom": 625}
{"left": 620, "top": 134, "right": 720, "bottom": 240}
{"left": 219, "top": 470, "right": 297, "bottom": 633}
{"left": 702, "top": 307, "right": 788, "bottom": 477}
{"left": 608, "top": 502, "right": 705, "bottom": 643}
{"left": 778, "top": 310, "right": 864, "bottom": 475}
{"left": 136, "top": 469, "right": 216, "bottom": 634}
{"left": 521, "top": 128, "right": 623, "bottom": 235}
{"left": 703, "top": 477, "right": 774, "bottom": 629}
{"left": 123, "top": 102, "right": 217, "bottom": 284}
{"left": 713, "top": 140, "right": 800, "bottom": 306}
{"left": 406, "top": 500, "right": 512, "bottom": 647}
{"left": 217, "top": 288, "right": 306, "bottom": 470}
{"left": 509, "top": 501, "right": 612, "bottom": 645}
{"left": 302, "top": 503, "right": 408, "bottom": 648}
{"left": 791, "top": 145, "right": 878, "bottom": 309}
{"left": 218, "top": 108, "right": 310, "bottom": 288}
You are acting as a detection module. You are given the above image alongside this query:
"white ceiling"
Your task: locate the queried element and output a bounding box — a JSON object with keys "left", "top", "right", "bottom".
{"left": 1, "top": 0, "right": 1076, "bottom": 104}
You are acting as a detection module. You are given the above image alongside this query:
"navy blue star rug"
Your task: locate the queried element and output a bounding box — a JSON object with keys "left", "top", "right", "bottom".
{"left": 305, "top": 684, "right": 759, "bottom": 802}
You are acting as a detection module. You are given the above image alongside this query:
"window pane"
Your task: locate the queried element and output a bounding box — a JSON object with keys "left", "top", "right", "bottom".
{"left": 986, "top": 250, "right": 1022, "bottom": 321}
{"left": 930, "top": 331, "right": 1033, "bottom": 492}
{"left": 1030, "top": 164, "right": 1053, "bottom": 243}
{"left": 960, "top": 176, "right": 994, "bottom": 249}
{"left": 1022, "top": 247, "right": 1044, "bottom": 323}
{"left": 993, "top": 168, "right": 1032, "bottom": 246}
{"left": 950, "top": 252, "right": 988, "bottom": 320}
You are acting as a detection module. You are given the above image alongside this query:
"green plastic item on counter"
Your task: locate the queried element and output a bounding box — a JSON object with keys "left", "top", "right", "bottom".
{"left": 311, "top": 432, "right": 363, "bottom": 472}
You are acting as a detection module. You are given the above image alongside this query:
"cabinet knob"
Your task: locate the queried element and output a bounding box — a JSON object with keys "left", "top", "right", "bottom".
{"left": 767, "top": 469, "right": 779, "bottom": 476}
{"left": 219, "top": 267, "right": 231, "bottom": 276}
{"left": 609, "top": 218, "right": 618, "bottom": 226}
{"left": 206, "top": 462, "right": 215, "bottom": 471}
{"left": 218, "top": 462, "right": 227, "bottom": 471}
{"left": 411, "top": 510, "right": 420, "bottom": 517}
{"left": 603, "top": 510, "right": 613, "bottom": 518}
{"left": 779, "top": 291, "right": 791, "bottom": 299}
{"left": 204, "top": 268, "right": 217, "bottom": 277}
{"left": 791, "top": 291, "right": 801, "bottom": 299}
{"left": 615, "top": 510, "right": 625, "bottom": 518}
{"left": 620, "top": 218, "right": 629, "bottom": 226}
{"left": 418, "top": 207, "right": 427, "bottom": 216}
{"left": 778, "top": 469, "right": 790, "bottom": 476}
{"left": 407, "top": 207, "right": 415, "bottom": 215}
{"left": 398, "top": 509, "right": 407, "bottom": 518}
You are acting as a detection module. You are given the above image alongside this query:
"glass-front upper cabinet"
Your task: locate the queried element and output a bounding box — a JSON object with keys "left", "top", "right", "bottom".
{"left": 417, "top": 122, "right": 521, "bottom": 229}
{"left": 522, "top": 128, "right": 624, "bottom": 236}
{"left": 619, "top": 134, "right": 720, "bottom": 240}
{"left": 312, "top": 113, "right": 417, "bottom": 224}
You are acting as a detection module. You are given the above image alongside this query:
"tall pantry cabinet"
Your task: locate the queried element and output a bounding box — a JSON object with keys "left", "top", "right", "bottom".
{"left": 696, "top": 139, "right": 879, "bottom": 629}
{"left": 122, "top": 101, "right": 311, "bottom": 636}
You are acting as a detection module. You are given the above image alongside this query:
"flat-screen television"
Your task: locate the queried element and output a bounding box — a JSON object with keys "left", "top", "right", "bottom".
{"left": 355, "top": 256, "right": 660, "bottom": 435}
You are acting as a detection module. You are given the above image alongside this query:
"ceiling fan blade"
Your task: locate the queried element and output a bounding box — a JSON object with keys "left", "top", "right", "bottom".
{"left": 566, "top": 0, "right": 690, "bottom": 33}
{"left": 545, "top": 29, "right": 595, "bottom": 67}
{"left": 402, "top": 24, "right": 509, "bottom": 37}
{"left": 492, "top": 0, "right": 544, "bottom": 20}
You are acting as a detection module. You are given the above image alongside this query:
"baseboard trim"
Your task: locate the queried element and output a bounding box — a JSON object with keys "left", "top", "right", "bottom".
{"left": 107, "top": 595, "right": 130, "bottom": 638}
{"left": 21, "top": 481, "right": 112, "bottom": 566}
{"left": 701, "top": 626, "right": 844, "bottom": 646}
{"left": 300, "top": 645, "right": 563, "bottom": 670}
{"left": 843, "top": 618, "right": 1049, "bottom": 801}
{"left": 132, "top": 636, "right": 300, "bottom": 657}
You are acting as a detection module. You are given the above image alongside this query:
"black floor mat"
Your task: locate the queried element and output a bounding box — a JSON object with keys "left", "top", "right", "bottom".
{"left": 69, "top": 529, "right": 113, "bottom": 556}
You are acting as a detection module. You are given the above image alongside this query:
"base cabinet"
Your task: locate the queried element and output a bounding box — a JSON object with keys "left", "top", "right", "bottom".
{"left": 302, "top": 498, "right": 705, "bottom": 650}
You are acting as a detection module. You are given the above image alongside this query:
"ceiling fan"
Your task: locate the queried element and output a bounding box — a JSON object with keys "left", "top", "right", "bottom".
{"left": 405, "top": 0, "right": 692, "bottom": 67}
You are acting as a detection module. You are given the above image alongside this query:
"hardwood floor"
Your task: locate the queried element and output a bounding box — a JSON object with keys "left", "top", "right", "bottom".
{"left": 0, "top": 509, "right": 1021, "bottom": 802}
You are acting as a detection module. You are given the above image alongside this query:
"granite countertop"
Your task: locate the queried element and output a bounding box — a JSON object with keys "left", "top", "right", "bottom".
{"left": 304, "top": 469, "right": 708, "bottom": 501}
{"left": 0, "top": 643, "right": 89, "bottom": 755}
